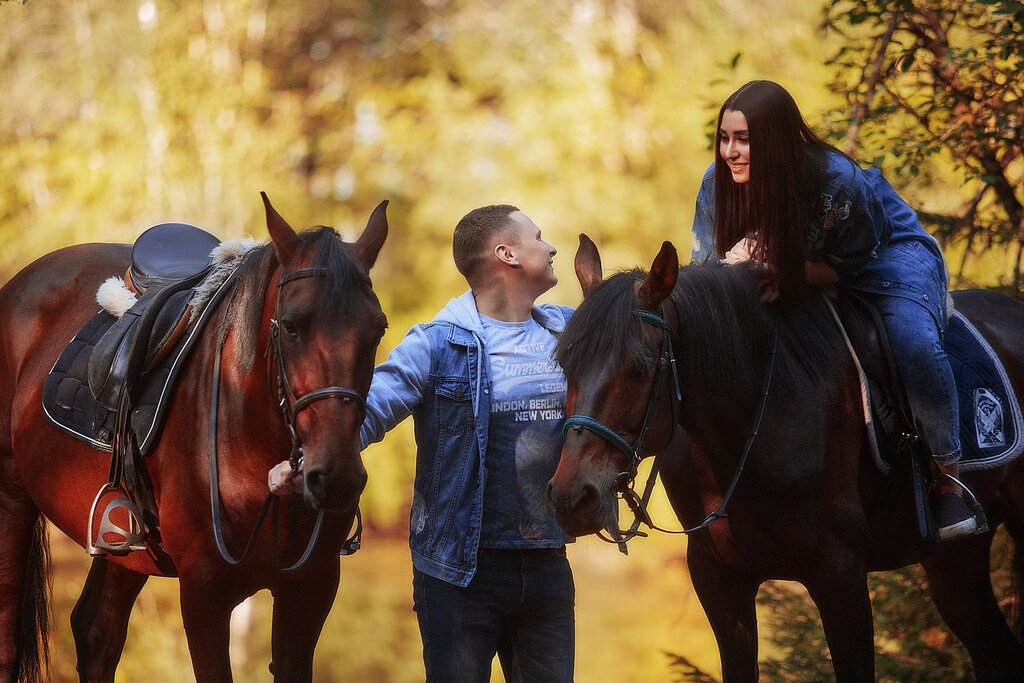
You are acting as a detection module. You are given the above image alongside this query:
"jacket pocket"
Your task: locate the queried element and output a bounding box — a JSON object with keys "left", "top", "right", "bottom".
{"left": 435, "top": 379, "right": 474, "bottom": 434}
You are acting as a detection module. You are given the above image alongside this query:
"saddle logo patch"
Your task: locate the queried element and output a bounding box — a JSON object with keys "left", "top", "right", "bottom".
{"left": 974, "top": 387, "right": 1006, "bottom": 449}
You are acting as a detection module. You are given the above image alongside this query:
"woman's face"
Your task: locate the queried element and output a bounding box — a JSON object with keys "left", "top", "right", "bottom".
{"left": 719, "top": 109, "right": 750, "bottom": 184}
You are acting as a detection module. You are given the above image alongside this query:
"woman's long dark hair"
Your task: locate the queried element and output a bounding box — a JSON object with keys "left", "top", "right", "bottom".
{"left": 713, "top": 80, "right": 839, "bottom": 303}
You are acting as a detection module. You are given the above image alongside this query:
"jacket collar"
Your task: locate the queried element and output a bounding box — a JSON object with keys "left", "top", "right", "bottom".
{"left": 433, "top": 290, "right": 568, "bottom": 347}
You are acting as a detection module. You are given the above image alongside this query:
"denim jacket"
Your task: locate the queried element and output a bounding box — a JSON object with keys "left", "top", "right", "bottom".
{"left": 359, "top": 290, "right": 574, "bottom": 587}
{"left": 690, "top": 150, "right": 948, "bottom": 324}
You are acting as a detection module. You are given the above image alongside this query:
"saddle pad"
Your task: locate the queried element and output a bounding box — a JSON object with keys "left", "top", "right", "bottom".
{"left": 42, "top": 312, "right": 119, "bottom": 451}
{"left": 43, "top": 309, "right": 184, "bottom": 454}
{"left": 42, "top": 264, "right": 242, "bottom": 455}
{"left": 945, "top": 311, "right": 1024, "bottom": 471}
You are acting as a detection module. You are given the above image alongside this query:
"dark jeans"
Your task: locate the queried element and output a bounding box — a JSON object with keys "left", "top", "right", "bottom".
{"left": 412, "top": 547, "right": 575, "bottom": 683}
{"left": 870, "top": 292, "right": 961, "bottom": 464}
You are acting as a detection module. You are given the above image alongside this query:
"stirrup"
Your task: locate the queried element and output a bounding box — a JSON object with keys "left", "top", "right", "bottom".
{"left": 930, "top": 472, "right": 990, "bottom": 540}
{"left": 86, "top": 483, "right": 149, "bottom": 556}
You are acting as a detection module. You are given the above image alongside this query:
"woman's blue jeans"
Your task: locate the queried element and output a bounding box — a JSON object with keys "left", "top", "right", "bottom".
{"left": 867, "top": 292, "right": 961, "bottom": 465}
{"left": 412, "top": 547, "right": 575, "bottom": 683}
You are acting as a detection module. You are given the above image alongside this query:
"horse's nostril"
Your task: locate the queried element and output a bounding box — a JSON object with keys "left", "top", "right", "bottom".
{"left": 574, "top": 483, "right": 601, "bottom": 516}
{"left": 305, "top": 469, "right": 325, "bottom": 500}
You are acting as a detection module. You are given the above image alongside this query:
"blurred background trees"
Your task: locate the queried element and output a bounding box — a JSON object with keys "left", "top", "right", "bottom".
{"left": 2, "top": 1, "right": 1022, "bottom": 681}
{"left": 823, "top": 0, "right": 1023, "bottom": 292}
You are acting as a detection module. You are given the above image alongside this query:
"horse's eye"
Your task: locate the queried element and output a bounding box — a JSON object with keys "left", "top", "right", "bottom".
{"left": 281, "top": 320, "right": 299, "bottom": 338}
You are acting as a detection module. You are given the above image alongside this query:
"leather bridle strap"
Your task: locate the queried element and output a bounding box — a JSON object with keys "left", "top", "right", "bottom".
{"left": 270, "top": 267, "right": 367, "bottom": 472}
{"left": 561, "top": 302, "right": 778, "bottom": 551}
{"left": 207, "top": 264, "right": 363, "bottom": 571}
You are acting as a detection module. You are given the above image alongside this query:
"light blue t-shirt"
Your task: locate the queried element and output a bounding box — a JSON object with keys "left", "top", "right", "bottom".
{"left": 478, "top": 314, "right": 569, "bottom": 548}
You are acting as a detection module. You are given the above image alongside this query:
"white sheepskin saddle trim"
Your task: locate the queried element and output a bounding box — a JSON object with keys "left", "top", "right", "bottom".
{"left": 95, "top": 237, "right": 263, "bottom": 319}
{"left": 210, "top": 237, "right": 262, "bottom": 263}
{"left": 96, "top": 277, "right": 139, "bottom": 318}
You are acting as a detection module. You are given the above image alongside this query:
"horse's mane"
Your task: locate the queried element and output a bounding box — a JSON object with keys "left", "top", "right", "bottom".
{"left": 219, "top": 226, "right": 372, "bottom": 372}
{"left": 556, "top": 263, "right": 840, "bottom": 397}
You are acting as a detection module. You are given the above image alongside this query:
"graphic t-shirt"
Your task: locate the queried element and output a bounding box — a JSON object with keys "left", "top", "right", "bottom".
{"left": 478, "top": 314, "right": 569, "bottom": 548}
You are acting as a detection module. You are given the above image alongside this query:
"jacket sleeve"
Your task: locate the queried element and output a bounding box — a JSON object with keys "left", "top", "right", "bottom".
{"left": 359, "top": 324, "right": 433, "bottom": 450}
{"left": 819, "top": 166, "right": 894, "bottom": 281}
{"left": 691, "top": 169, "right": 718, "bottom": 265}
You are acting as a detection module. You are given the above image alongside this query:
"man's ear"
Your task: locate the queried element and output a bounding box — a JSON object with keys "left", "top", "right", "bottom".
{"left": 494, "top": 242, "right": 518, "bottom": 267}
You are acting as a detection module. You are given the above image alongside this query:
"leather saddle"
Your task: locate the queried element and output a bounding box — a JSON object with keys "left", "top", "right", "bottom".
{"left": 833, "top": 292, "right": 910, "bottom": 455}
{"left": 87, "top": 223, "right": 220, "bottom": 413}
{"left": 831, "top": 292, "right": 1012, "bottom": 539}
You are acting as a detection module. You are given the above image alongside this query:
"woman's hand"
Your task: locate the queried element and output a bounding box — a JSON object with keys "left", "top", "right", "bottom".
{"left": 268, "top": 460, "right": 304, "bottom": 495}
{"left": 723, "top": 236, "right": 758, "bottom": 265}
{"left": 722, "top": 236, "right": 777, "bottom": 302}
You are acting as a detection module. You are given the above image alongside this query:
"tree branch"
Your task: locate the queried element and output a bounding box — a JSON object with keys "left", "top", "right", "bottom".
{"left": 842, "top": 12, "right": 898, "bottom": 156}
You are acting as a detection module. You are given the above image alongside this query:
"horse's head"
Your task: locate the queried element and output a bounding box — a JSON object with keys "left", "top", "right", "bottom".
{"left": 547, "top": 235, "right": 680, "bottom": 536}
{"left": 261, "top": 193, "right": 388, "bottom": 512}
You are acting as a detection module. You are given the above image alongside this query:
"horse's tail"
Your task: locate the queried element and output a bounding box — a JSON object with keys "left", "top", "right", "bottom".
{"left": 14, "top": 515, "right": 51, "bottom": 683}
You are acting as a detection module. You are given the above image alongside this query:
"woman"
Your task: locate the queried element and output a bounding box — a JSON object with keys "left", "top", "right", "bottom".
{"left": 690, "top": 79, "right": 979, "bottom": 541}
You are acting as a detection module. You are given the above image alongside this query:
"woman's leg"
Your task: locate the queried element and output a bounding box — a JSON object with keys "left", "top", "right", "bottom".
{"left": 871, "top": 294, "right": 979, "bottom": 539}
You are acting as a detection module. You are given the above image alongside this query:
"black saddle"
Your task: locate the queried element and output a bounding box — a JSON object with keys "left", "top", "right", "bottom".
{"left": 832, "top": 292, "right": 1003, "bottom": 539}
{"left": 88, "top": 223, "right": 220, "bottom": 413}
{"left": 44, "top": 222, "right": 230, "bottom": 455}
{"left": 833, "top": 291, "right": 911, "bottom": 454}
{"left": 127, "top": 222, "right": 221, "bottom": 292}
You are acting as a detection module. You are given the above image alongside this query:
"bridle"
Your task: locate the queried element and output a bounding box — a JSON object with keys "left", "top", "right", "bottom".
{"left": 561, "top": 301, "right": 778, "bottom": 553}
{"left": 208, "top": 264, "right": 364, "bottom": 572}
{"left": 271, "top": 267, "right": 368, "bottom": 473}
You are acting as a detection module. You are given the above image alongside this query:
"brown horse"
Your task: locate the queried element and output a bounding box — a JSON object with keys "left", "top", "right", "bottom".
{"left": 0, "top": 195, "right": 388, "bottom": 682}
{"left": 548, "top": 236, "right": 1024, "bottom": 682}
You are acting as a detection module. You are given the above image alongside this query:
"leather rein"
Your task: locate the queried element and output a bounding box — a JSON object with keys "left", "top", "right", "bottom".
{"left": 208, "top": 265, "right": 363, "bottom": 572}
{"left": 562, "top": 303, "right": 778, "bottom": 554}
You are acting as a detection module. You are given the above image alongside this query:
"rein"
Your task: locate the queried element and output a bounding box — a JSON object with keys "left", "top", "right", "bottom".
{"left": 563, "top": 303, "right": 778, "bottom": 553}
{"left": 208, "top": 265, "right": 362, "bottom": 572}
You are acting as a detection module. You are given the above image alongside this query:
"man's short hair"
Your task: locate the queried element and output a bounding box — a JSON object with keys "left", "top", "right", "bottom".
{"left": 453, "top": 204, "right": 520, "bottom": 282}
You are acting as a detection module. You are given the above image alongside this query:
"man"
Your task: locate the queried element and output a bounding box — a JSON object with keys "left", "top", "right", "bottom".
{"left": 270, "top": 205, "right": 575, "bottom": 682}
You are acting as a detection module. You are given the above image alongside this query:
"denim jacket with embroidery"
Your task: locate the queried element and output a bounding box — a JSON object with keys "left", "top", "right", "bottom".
{"left": 690, "top": 150, "right": 948, "bottom": 324}
{"left": 359, "top": 290, "right": 574, "bottom": 587}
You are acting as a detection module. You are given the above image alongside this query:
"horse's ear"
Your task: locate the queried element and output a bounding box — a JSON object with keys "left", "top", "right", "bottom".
{"left": 639, "top": 241, "right": 679, "bottom": 308}
{"left": 261, "top": 192, "right": 301, "bottom": 264}
{"left": 353, "top": 199, "right": 389, "bottom": 270}
{"left": 575, "top": 233, "right": 603, "bottom": 298}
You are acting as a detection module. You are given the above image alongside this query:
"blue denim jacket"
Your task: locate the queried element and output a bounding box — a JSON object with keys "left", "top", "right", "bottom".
{"left": 690, "top": 150, "right": 948, "bottom": 324}
{"left": 359, "top": 290, "right": 574, "bottom": 587}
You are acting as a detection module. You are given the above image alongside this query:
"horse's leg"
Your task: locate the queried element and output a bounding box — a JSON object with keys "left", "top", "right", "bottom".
{"left": 70, "top": 558, "right": 149, "bottom": 683}
{"left": 269, "top": 561, "right": 341, "bottom": 681}
{"left": 921, "top": 537, "right": 1024, "bottom": 682}
{"left": 803, "top": 564, "right": 874, "bottom": 683}
{"left": 687, "top": 545, "right": 760, "bottom": 683}
{"left": 178, "top": 572, "right": 243, "bottom": 682}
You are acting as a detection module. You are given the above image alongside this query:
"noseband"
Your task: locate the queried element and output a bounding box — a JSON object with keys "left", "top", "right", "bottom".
{"left": 562, "top": 302, "right": 778, "bottom": 553}
{"left": 208, "top": 264, "right": 364, "bottom": 572}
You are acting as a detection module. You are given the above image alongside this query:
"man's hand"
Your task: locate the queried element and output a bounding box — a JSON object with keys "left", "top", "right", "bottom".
{"left": 269, "top": 460, "right": 304, "bottom": 496}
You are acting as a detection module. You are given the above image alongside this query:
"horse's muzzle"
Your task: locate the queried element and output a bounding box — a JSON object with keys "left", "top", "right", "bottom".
{"left": 303, "top": 462, "right": 367, "bottom": 512}
{"left": 547, "top": 477, "right": 609, "bottom": 537}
